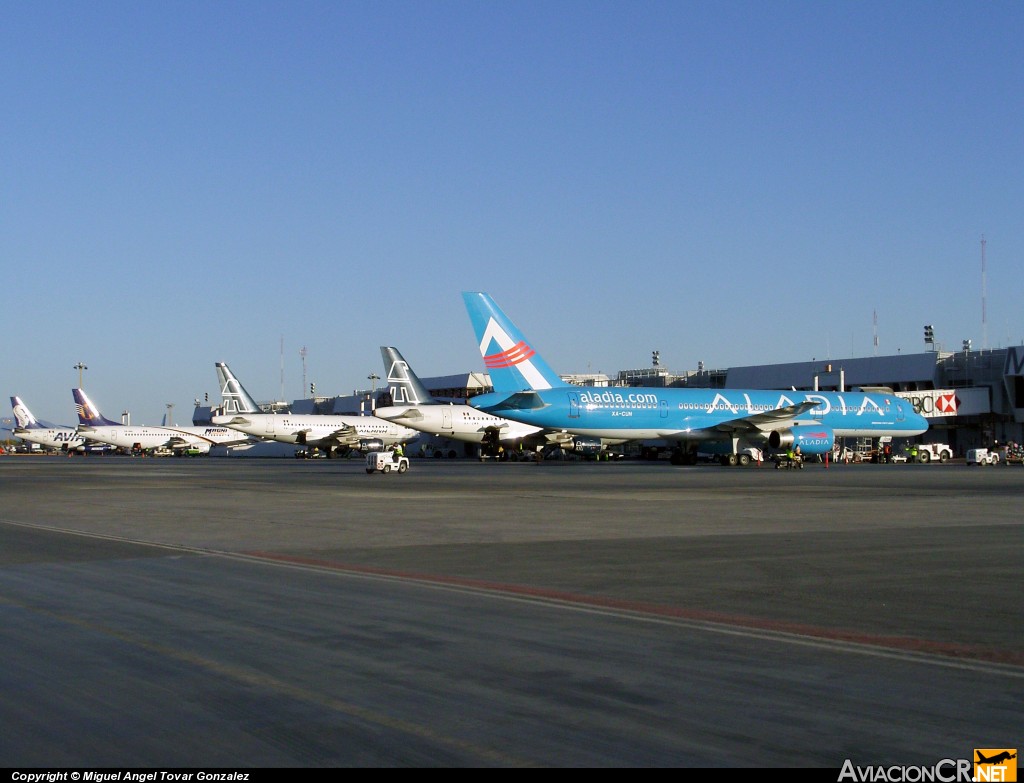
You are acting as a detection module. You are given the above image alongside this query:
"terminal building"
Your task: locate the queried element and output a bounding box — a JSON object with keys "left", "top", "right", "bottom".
{"left": 195, "top": 346, "right": 1024, "bottom": 458}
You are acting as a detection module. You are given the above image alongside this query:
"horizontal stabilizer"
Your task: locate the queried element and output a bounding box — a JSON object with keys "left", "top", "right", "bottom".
{"left": 476, "top": 391, "right": 549, "bottom": 412}
{"left": 390, "top": 408, "right": 425, "bottom": 422}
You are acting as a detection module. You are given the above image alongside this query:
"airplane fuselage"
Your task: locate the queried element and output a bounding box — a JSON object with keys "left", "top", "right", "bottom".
{"left": 374, "top": 403, "right": 543, "bottom": 445}
{"left": 77, "top": 425, "right": 250, "bottom": 452}
{"left": 211, "top": 413, "right": 417, "bottom": 449}
{"left": 15, "top": 427, "right": 88, "bottom": 451}
{"left": 470, "top": 388, "right": 927, "bottom": 444}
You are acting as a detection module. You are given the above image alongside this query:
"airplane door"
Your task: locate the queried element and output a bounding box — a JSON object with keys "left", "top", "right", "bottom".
{"left": 568, "top": 391, "right": 580, "bottom": 419}
{"left": 265, "top": 415, "right": 275, "bottom": 435}
{"left": 442, "top": 407, "right": 452, "bottom": 432}
{"left": 661, "top": 400, "right": 668, "bottom": 418}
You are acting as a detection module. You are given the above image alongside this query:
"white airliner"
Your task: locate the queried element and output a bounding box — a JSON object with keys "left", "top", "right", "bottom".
{"left": 373, "top": 346, "right": 620, "bottom": 457}
{"left": 374, "top": 346, "right": 547, "bottom": 456}
{"left": 210, "top": 362, "right": 419, "bottom": 455}
{"left": 73, "top": 388, "right": 253, "bottom": 454}
{"left": 11, "top": 396, "right": 94, "bottom": 452}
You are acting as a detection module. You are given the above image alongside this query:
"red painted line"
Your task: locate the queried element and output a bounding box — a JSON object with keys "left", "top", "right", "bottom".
{"left": 243, "top": 550, "right": 1023, "bottom": 667}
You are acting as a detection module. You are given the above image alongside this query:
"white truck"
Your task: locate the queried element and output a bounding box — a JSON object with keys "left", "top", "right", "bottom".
{"left": 913, "top": 443, "right": 953, "bottom": 463}
{"left": 966, "top": 448, "right": 1000, "bottom": 466}
{"left": 365, "top": 450, "right": 410, "bottom": 474}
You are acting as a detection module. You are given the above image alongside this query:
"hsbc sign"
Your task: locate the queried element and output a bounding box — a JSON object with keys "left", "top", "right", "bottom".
{"left": 897, "top": 388, "right": 990, "bottom": 418}
{"left": 935, "top": 391, "right": 958, "bottom": 415}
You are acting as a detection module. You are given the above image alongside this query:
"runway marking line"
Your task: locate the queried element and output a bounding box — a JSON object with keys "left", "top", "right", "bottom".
{"left": 243, "top": 550, "right": 1024, "bottom": 670}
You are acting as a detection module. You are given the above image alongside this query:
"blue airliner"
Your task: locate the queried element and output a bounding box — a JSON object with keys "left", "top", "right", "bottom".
{"left": 462, "top": 292, "right": 929, "bottom": 464}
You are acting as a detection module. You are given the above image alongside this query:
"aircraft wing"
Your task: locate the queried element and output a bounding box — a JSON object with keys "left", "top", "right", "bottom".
{"left": 709, "top": 400, "right": 823, "bottom": 435}
{"left": 313, "top": 425, "right": 360, "bottom": 448}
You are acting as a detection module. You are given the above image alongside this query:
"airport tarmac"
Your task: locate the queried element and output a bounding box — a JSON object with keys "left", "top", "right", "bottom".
{"left": 0, "top": 456, "right": 1020, "bottom": 767}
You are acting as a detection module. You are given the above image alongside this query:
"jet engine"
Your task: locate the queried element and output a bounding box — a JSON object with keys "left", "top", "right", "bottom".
{"left": 570, "top": 437, "right": 604, "bottom": 456}
{"left": 768, "top": 426, "right": 834, "bottom": 454}
{"left": 359, "top": 439, "right": 385, "bottom": 453}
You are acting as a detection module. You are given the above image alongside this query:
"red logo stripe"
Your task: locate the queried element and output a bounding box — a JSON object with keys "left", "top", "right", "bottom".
{"left": 484, "top": 341, "right": 536, "bottom": 368}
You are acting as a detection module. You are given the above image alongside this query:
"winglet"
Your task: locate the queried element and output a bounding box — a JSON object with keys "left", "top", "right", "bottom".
{"left": 462, "top": 292, "right": 563, "bottom": 393}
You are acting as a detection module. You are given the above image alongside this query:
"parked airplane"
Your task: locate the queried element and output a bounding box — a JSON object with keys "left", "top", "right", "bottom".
{"left": 462, "top": 292, "right": 929, "bottom": 465}
{"left": 373, "top": 346, "right": 617, "bottom": 458}
{"left": 11, "top": 396, "right": 94, "bottom": 452}
{"left": 210, "top": 362, "right": 419, "bottom": 455}
{"left": 73, "top": 388, "right": 252, "bottom": 454}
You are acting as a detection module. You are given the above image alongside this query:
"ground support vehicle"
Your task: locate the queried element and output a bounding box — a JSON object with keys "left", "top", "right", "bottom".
{"left": 966, "top": 448, "right": 1000, "bottom": 466}
{"left": 366, "top": 450, "right": 410, "bottom": 474}
{"left": 999, "top": 443, "right": 1024, "bottom": 465}
{"left": 914, "top": 443, "right": 953, "bottom": 463}
{"left": 832, "top": 446, "right": 857, "bottom": 463}
{"left": 772, "top": 453, "right": 804, "bottom": 470}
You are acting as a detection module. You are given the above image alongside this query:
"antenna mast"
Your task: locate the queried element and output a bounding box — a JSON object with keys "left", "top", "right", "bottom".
{"left": 873, "top": 309, "right": 878, "bottom": 355}
{"left": 981, "top": 235, "right": 987, "bottom": 350}
{"left": 300, "top": 346, "right": 308, "bottom": 398}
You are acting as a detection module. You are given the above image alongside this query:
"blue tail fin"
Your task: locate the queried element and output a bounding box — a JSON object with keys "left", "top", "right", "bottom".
{"left": 462, "top": 292, "right": 563, "bottom": 393}
{"left": 72, "top": 388, "right": 121, "bottom": 427}
{"left": 381, "top": 347, "right": 438, "bottom": 406}
{"left": 215, "top": 362, "right": 262, "bottom": 415}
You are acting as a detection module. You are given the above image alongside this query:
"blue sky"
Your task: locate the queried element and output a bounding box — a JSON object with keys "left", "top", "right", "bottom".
{"left": 3, "top": 1, "right": 1022, "bottom": 425}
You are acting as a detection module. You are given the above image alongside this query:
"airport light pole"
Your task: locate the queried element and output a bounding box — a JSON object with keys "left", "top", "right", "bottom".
{"left": 74, "top": 362, "right": 88, "bottom": 388}
{"left": 367, "top": 373, "right": 380, "bottom": 414}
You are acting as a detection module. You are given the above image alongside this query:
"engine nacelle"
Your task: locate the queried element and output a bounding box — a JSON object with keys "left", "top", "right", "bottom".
{"left": 768, "top": 426, "right": 834, "bottom": 455}
{"left": 571, "top": 437, "right": 604, "bottom": 456}
{"left": 359, "top": 439, "right": 385, "bottom": 453}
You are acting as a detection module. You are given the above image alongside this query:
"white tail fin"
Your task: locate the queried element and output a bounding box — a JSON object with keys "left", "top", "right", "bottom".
{"left": 216, "top": 363, "right": 263, "bottom": 415}
{"left": 381, "top": 347, "right": 438, "bottom": 406}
